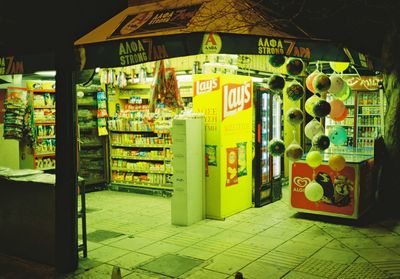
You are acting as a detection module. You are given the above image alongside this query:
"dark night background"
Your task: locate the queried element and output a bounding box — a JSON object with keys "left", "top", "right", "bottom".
{"left": 1, "top": 0, "right": 400, "bottom": 60}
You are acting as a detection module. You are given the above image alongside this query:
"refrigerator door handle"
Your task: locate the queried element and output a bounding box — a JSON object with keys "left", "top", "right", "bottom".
{"left": 257, "top": 123, "right": 261, "bottom": 143}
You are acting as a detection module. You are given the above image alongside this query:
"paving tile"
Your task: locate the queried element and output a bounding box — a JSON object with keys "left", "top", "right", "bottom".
{"left": 223, "top": 243, "right": 268, "bottom": 260}
{"left": 86, "top": 229, "right": 125, "bottom": 243}
{"left": 274, "top": 240, "right": 322, "bottom": 257}
{"left": 339, "top": 237, "right": 382, "bottom": 249}
{"left": 108, "top": 235, "right": 156, "bottom": 251}
{"left": 259, "top": 250, "right": 306, "bottom": 269}
{"left": 257, "top": 225, "right": 303, "bottom": 241}
{"left": 282, "top": 270, "right": 326, "bottom": 278}
{"left": 180, "top": 267, "right": 228, "bottom": 278}
{"left": 373, "top": 235, "right": 400, "bottom": 248}
{"left": 88, "top": 245, "right": 131, "bottom": 263}
{"left": 291, "top": 227, "right": 334, "bottom": 246}
{"left": 229, "top": 223, "right": 270, "bottom": 234}
{"left": 321, "top": 226, "right": 366, "bottom": 238}
{"left": 184, "top": 224, "right": 225, "bottom": 237}
{"left": 123, "top": 268, "right": 169, "bottom": 278}
{"left": 310, "top": 247, "right": 358, "bottom": 264}
{"left": 373, "top": 261, "right": 400, "bottom": 278}
{"left": 295, "top": 258, "right": 348, "bottom": 278}
{"left": 240, "top": 235, "right": 286, "bottom": 251}
{"left": 163, "top": 232, "right": 204, "bottom": 247}
{"left": 354, "top": 248, "right": 400, "bottom": 262}
{"left": 338, "top": 262, "right": 390, "bottom": 279}
{"left": 87, "top": 240, "right": 104, "bottom": 252}
{"left": 178, "top": 246, "right": 221, "bottom": 260}
{"left": 70, "top": 264, "right": 131, "bottom": 279}
{"left": 140, "top": 254, "right": 203, "bottom": 277}
{"left": 208, "top": 229, "right": 254, "bottom": 245}
{"left": 138, "top": 241, "right": 185, "bottom": 257}
{"left": 108, "top": 251, "right": 153, "bottom": 270}
{"left": 324, "top": 240, "right": 354, "bottom": 252}
{"left": 238, "top": 260, "right": 291, "bottom": 279}
{"left": 356, "top": 226, "right": 398, "bottom": 237}
{"left": 204, "top": 253, "right": 253, "bottom": 274}
{"left": 203, "top": 219, "right": 241, "bottom": 229}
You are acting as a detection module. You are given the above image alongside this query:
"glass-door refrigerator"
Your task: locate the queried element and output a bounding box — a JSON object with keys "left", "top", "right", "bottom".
{"left": 253, "top": 83, "right": 283, "bottom": 207}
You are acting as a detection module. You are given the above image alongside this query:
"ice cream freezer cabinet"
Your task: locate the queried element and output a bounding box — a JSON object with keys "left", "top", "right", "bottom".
{"left": 289, "top": 154, "right": 376, "bottom": 219}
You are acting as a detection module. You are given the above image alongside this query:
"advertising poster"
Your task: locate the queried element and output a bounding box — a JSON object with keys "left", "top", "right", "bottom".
{"left": 291, "top": 161, "right": 356, "bottom": 217}
{"left": 193, "top": 74, "right": 252, "bottom": 219}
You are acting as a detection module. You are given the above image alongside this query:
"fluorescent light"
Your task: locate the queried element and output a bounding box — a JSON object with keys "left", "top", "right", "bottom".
{"left": 252, "top": 77, "right": 263, "bottom": 82}
{"left": 34, "top": 71, "right": 56, "bottom": 77}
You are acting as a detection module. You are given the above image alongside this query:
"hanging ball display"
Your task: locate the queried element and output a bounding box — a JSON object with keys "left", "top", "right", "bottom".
{"left": 306, "top": 151, "right": 323, "bottom": 169}
{"left": 328, "top": 154, "right": 346, "bottom": 172}
{"left": 269, "top": 55, "right": 286, "bottom": 68}
{"left": 336, "top": 83, "right": 352, "bottom": 101}
{"left": 286, "top": 58, "right": 304, "bottom": 76}
{"left": 306, "top": 70, "right": 319, "bottom": 93}
{"left": 329, "top": 75, "right": 346, "bottom": 95}
{"left": 286, "top": 81, "right": 305, "bottom": 101}
{"left": 304, "top": 181, "right": 324, "bottom": 202}
{"left": 268, "top": 139, "right": 285, "bottom": 156}
{"left": 312, "top": 134, "right": 330, "bottom": 151}
{"left": 285, "top": 143, "right": 304, "bottom": 161}
{"left": 331, "top": 107, "right": 348, "bottom": 122}
{"left": 268, "top": 75, "right": 285, "bottom": 93}
{"left": 305, "top": 120, "right": 324, "bottom": 140}
{"left": 286, "top": 108, "right": 304, "bottom": 126}
{"left": 305, "top": 95, "right": 321, "bottom": 117}
{"left": 313, "top": 73, "right": 331, "bottom": 93}
{"left": 313, "top": 99, "right": 331, "bottom": 118}
{"left": 329, "top": 99, "right": 346, "bottom": 119}
{"left": 329, "top": 61, "right": 350, "bottom": 73}
{"left": 329, "top": 126, "right": 347, "bottom": 145}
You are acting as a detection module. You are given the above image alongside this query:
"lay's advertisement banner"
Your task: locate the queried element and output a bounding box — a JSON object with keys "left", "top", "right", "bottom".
{"left": 193, "top": 74, "right": 253, "bottom": 219}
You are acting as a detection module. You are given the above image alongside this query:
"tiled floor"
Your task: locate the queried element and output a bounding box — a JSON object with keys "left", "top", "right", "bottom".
{"left": 14, "top": 184, "right": 400, "bottom": 279}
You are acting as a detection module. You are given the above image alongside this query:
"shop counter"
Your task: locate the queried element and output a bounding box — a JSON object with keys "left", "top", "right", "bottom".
{"left": 0, "top": 169, "right": 55, "bottom": 265}
{"left": 289, "top": 151, "right": 376, "bottom": 219}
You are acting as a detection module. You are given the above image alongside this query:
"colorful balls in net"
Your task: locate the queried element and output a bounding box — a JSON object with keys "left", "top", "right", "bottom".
{"left": 328, "top": 126, "right": 347, "bottom": 145}
{"left": 286, "top": 81, "right": 305, "bottom": 101}
{"left": 306, "top": 151, "right": 323, "bottom": 169}
{"left": 336, "top": 83, "right": 352, "bottom": 101}
{"left": 329, "top": 62, "right": 350, "bottom": 73}
{"left": 305, "top": 95, "right": 321, "bottom": 117}
{"left": 328, "top": 154, "right": 346, "bottom": 172}
{"left": 329, "top": 99, "right": 345, "bottom": 119}
{"left": 286, "top": 108, "right": 304, "bottom": 126}
{"left": 313, "top": 99, "right": 331, "bottom": 118}
{"left": 268, "top": 75, "right": 285, "bottom": 94}
{"left": 286, "top": 58, "right": 304, "bottom": 76}
{"left": 305, "top": 120, "right": 324, "bottom": 140}
{"left": 331, "top": 107, "right": 348, "bottom": 122}
{"left": 285, "top": 143, "right": 304, "bottom": 161}
{"left": 312, "top": 134, "right": 330, "bottom": 151}
{"left": 306, "top": 70, "right": 319, "bottom": 93}
{"left": 329, "top": 75, "right": 345, "bottom": 95}
{"left": 269, "top": 55, "right": 286, "bottom": 68}
{"left": 312, "top": 73, "right": 331, "bottom": 93}
{"left": 304, "top": 181, "right": 324, "bottom": 202}
{"left": 268, "top": 139, "right": 285, "bottom": 156}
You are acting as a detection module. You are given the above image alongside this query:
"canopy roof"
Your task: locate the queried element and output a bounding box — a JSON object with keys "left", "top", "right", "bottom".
{"left": 68, "top": 0, "right": 374, "bottom": 72}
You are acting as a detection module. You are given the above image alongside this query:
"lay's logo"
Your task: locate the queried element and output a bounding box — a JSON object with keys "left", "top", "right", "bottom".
{"left": 193, "top": 77, "right": 220, "bottom": 96}
{"left": 222, "top": 81, "right": 252, "bottom": 120}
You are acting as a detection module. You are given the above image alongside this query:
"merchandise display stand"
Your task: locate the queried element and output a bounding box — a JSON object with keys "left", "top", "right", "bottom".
{"left": 77, "top": 177, "right": 87, "bottom": 258}
{"left": 289, "top": 150, "right": 376, "bottom": 219}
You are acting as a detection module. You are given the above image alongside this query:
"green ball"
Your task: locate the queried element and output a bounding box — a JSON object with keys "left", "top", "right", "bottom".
{"left": 268, "top": 139, "right": 285, "bottom": 157}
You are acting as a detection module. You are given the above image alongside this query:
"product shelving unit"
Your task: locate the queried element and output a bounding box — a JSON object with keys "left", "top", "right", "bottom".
{"left": 77, "top": 85, "right": 108, "bottom": 190}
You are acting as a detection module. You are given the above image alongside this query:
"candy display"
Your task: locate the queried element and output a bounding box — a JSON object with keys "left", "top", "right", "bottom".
{"left": 3, "top": 87, "right": 28, "bottom": 140}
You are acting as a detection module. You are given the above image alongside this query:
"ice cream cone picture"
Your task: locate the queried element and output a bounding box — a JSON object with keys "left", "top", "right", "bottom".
{"left": 226, "top": 147, "right": 238, "bottom": 186}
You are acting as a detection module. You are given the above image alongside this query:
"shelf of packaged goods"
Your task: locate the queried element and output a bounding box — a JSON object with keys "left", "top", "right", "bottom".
{"left": 358, "top": 137, "right": 376, "bottom": 139}
{"left": 81, "top": 166, "right": 105, "bottom": 171}
{"left": 33, "top": 106, "right": 55, "bottom": 109}
{"left": 358, "top": 114, "right": 381, "bottom": 116}
{"left": 358, "top": 104, "right": 380, "bottom": 107}
{"left": 35, "top": 121, "right": 55, "bottom": 125}
{"left": 110, "top": 129, "right": 154, "bottom": 133}
{"left": 358, "top": 125, "right": 381, "bottom": 127}
{"left": 122, "top": 83, "right": 151, "bottom": 90}
{"left": 34, "top": 153, "right": 56, "bottom": 157}
{"left": 111, "top": 167, "right": 173, "bottom": 174}
{"left": 111, "top": 181, "right": 173, "bottom": 190}
{"left": 326, "top": 124, "right": 353, "bottom": 127}
{"left": 31, "top": 89, "right": 56, "bottom": 93}
{"left": 84, "top": 178, "right": 107, "bottom": 185}
{"left": 111, "top": 155, "right": 171, "bottom": 161}
{"left": 111, "top": 143, "right": 171, "bottom": 148}
{"left": 79, "top": 127, "right": 97, "bottom": 131}
{"left": 37, "top": 136, "right": 56, "bottom": 140}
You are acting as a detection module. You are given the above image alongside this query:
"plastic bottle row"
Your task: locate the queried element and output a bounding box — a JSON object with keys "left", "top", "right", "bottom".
{"left": 35, "top": 139, "right": 56, "bottom": 154}
{"left": 108, "top": 118, "right": 154, "bottom": 131}
{"left": 358, "top": 115, "right": 380, "bottom": 125}
{"left": 357, "top": 127, "right": 380, "bottom": 138}
{"left": 358, "top": 93, "right": 379, "bottom": 105}
{"left": 111, "top": 133, "right": 172, "bottom": 145}
{"left": 36, "top": 158, "right": 56, "bottom": 169}
{"left": 357, "top": 138, "right": 375, "bottom": 148}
